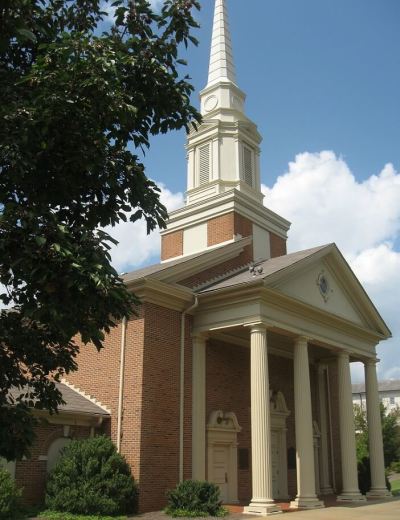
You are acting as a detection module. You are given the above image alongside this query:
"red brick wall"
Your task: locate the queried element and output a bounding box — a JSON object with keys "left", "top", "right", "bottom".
{"left": 138, "top": 302, "right": 192, "bottom": 512}
{"left": 16, "top": 423, "right": 93, "bottom": 506}
{"left": 161, "top": 230, "right": 183, "bottom": 261}
{"left": 270, "top": 232, "right": 287, "bottom": 258}
{"left": 207, "top": 212, "right": 253, "bottom": 248}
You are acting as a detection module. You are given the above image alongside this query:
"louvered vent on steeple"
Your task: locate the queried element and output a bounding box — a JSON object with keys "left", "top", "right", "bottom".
{"left": 243, "top": 147, "right": 253, "bottom": 187}
{"left": 199, "top": 144, "right": 210, "bottom": 186}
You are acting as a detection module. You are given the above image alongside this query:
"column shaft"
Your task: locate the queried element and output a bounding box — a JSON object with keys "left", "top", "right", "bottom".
{"left": 244, "top": 325, "right": 281, "bottom": 515}
{"left": 317, "top": 365, "right": 333, "bottom": 495}
{"left": 365, "top": 360, "right": 391, "bottom": 497}
{"left": 290, "top": 338, "right": 324, "bottom": 509}
{"left": 337, "top": 352, "right": 365, "bottom": 501}
{"left": 192, "top": 335, "right": 206, "bottom": 480}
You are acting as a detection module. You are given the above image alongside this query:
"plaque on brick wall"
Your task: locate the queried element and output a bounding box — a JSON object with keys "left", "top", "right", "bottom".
{"left": 238, "top": 448, "right": 249, "bottom": 470}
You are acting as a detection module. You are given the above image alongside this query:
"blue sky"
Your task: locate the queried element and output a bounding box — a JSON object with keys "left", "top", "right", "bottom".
{"left": 103, "top": 0, "right": 400, "bottom": 382}
{"left": 144, "top": 0, "right": 400, "bottom": 193}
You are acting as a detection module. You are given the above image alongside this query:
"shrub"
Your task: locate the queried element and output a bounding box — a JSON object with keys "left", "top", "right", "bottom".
{"left": 357, "top": 457, "right": 391, "bottom": 495}
{"left": 0, "top": 468, "right": 22, "bottom": 520}
{"left": 38, "top": 512, "right": 126, "bottom": 520}
{"left": 45, "top": 436, "right": 138, "bottom": 516}
{"left": 390, "top": 460, "right": 400, "bottom": 473}
{"left": 165, "top": 480, "right": 227, "bottom": 518}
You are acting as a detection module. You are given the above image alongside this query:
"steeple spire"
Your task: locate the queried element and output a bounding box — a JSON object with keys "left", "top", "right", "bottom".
{"left": 207, "top": 0, "right": 236, "bottom": 86}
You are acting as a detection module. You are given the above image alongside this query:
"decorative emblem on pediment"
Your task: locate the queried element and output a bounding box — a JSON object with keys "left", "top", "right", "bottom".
{"left": 316, "top": 270, "right": 332, "bottom": 302}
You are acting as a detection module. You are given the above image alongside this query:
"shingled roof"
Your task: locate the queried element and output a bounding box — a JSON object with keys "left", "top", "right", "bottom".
{"left": 352, "top": 380, "right": 400, "bottom": 394}
{"left": 9, "top": 382, "right": 110, "bottom": 417}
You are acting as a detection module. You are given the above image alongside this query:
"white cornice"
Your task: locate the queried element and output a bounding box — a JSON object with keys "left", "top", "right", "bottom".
{"left": 162, "top": 189, "right": 291, "bottom": 239}
{"left": 127, "top": 278, "right": 194, "bottom": 312}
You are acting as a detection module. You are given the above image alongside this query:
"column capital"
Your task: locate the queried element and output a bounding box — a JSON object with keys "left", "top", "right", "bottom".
{"left": 191, "top": 331, "right": 209, "bottom": 341}
{"left": 244, "top": 321, "right": 270, "bottom": 333}
{"left": 294, "top": 335, "right": 311, "bottom": 347}
{"left": 365, "top": 357, "right": 379, "bottom": 367}
{"left": 337, "top": 349, "right": 351, "bottom": 360}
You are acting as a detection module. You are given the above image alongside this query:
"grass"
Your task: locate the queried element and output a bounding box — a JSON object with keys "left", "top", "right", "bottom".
{"left": 37, "top": 512, "right": 126, "bottom": 520}
{"left": 391, "top": 479, "right": 400, "bottom": 496}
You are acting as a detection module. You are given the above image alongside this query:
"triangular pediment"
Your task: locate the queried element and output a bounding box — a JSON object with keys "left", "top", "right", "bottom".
{"left": 264, "top": 244, "right": 391, "bottom": 337}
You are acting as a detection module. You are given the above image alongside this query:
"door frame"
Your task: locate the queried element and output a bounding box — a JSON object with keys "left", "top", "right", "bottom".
{"left": 270, "top": 390, "right": 291, "bottom": 500}
{"left": 207, "top": 410, "right": 241, "bottom": 504}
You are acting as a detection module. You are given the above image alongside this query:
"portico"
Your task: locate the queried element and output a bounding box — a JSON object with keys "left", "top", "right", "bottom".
{"left": 190, "top": 243, "right": 391, "bottom": 514}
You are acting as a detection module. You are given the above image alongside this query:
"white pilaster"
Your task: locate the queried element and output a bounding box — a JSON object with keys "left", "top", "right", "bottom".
{"left": 290, "top": 338, "right": 324, "bottom": 509}
{"left": 337, "top": 352, "right": 366, "bottom": 502}
{"left": 317, "top": 365, "right": 333, "bottom": 495}
{"left": 365, "top": 359, "right": 392, "bottom": 498}
{"left": 244, "top": 325, "right": 281, "bottom": 515}
{"left": 192, "top": 334, "right": 207, "bottom": 480}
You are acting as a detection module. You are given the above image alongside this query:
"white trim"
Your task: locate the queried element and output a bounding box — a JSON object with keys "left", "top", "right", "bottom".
{"left": 60, "top": 379, "right": 111, "bottom": 414}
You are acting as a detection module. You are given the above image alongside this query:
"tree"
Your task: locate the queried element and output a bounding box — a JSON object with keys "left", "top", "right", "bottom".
{"left": 354, "top": 403, "right": 400, "bottom": 467}
{"left": 0, "top": 0, "right": 201, "bottom": 460}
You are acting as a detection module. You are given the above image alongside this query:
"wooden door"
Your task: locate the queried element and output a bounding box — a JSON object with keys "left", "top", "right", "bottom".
{"left": 211, "top": 444, "right": 230, "bottom": 503}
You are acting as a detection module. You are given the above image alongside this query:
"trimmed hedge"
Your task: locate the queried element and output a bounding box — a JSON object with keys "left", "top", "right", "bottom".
{"left": 165, "top": 480, "right": 227, "bottom": 518}
{"left": 358, "top": 456, "right": 391, "bottom": 495}
{"left": 45, "top": 436, "right": 138, "bottom": 516}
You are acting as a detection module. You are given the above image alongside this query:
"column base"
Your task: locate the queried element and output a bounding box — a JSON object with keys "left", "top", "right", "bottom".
{"left": 290, "top": 497, "right": 325, "bottom": 509}
{"left": 366, "top": 488, "right": 393, "bottom": 499}
{"left": 337, "top": 492, "right": 366, "bottom": 502}
{"left": 243, "top": 500, "right": 282, "bottom": 515}
{"left": 320, "top": 486, "right": 334, "bottom": 495}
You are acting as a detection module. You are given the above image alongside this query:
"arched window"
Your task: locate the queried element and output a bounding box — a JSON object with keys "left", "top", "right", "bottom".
{"left": 47, "top": 437, "right": 71, "bottom": 473}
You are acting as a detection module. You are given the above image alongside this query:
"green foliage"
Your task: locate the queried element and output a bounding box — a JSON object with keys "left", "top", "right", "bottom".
{"left": 165, "top": 480, "right": 227, "bottom": 518}
{"left": 39, "top": 512, "right": 126, "bottom": 520}
{"left": 390, "top": 460, "right": 400, "bottom": 473}
{"left": 354, "top": 404, "right": 400, "bottom": 467}
{"left": 0, "top": 468, "right": 23, "bottom": 520}
{"left": 0, "top": 0, "right": 201, "bottom": 460}
{"left": 391, "top": 479, "right": 400, "bottom": 496}
{"left": 45, "top": 436, "right": 138, "bottom": 516}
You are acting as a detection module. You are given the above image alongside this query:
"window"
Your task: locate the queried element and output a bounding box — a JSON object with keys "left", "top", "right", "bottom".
{"left": 243, "top": 146, "right": 253, "bottom": 187}
{"left": 390, "top": 396, "right": 395, "bottom": 405}
{"left": 199, "top": 144, "right": 210, "bottom": 186}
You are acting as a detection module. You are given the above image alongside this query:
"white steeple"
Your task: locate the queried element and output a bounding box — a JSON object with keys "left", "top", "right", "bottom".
{"left": 159, "top": 0, "right": 290, "bottom": 263}
{"left": 207, "top": 0, "right": 237, "bottom": 86}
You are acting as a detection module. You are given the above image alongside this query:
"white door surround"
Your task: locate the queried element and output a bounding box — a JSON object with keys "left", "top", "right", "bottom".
{"left": 207, "top": 410, "right": 241, "bottom": 504}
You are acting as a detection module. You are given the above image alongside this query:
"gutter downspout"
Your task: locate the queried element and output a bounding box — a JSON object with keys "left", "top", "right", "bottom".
{"left": 117, "top": 316, "right": 127, "bottom": 453}
{"left": 326, "top": 365, "right": 337, "bottom": 492}
{"left": 179, "top": 296, "right": 199, "bottom": 482}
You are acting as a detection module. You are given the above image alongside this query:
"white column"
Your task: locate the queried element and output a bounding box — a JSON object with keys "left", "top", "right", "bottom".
{"left": 337, "top": 352, "right": 366, "bottom": 502}
{"left": 317, "top": 365, "right": 333, "bottom": 495}
{"left": 244, "top": 325, "right": 281, "bottom": 515}
{"left": 192, "top": 334, "right": 207, "bottom": 480}
{"left": 290, "top": 338, "right": 324, "bottom": 509}
{"left": 365, "top": 359, "right": 392, "bottom": 498}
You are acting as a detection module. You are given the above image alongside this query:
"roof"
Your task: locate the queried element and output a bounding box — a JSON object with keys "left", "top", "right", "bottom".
{"left": 352, "top": 380, "right": 400, "bottom": 394}
{"left": 9, "top": 382, "right": 110, "bottom": 417}
{"left": 122, "top": 236, "right": 252, "bottom": 285}
{"left": 199, "top": 244, "right": 330, "bottom": 292}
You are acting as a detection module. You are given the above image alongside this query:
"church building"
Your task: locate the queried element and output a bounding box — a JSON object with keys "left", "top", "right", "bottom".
{"left": 7, "top": 0, "right": 393, "bottom": 514}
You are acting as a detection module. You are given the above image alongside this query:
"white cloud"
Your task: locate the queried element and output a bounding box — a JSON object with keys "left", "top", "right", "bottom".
{"left": 104, "top": 183, "right": 183, "bottom": 273}
{"left": 262, "top": 151, "right": 400, "bottom": 382}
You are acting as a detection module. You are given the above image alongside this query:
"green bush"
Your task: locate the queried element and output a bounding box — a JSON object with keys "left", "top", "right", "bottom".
{"left": 390, "top": 460, "right": 400, "bottom": 473}
{"left": 38, "top": 511, "right": 126, "bottom": 520}
{"left": 357, "top": 457, "right": 391, "bottom": 495}
{"left": 0, "top": 468, "right": 22, "bottom": 520}
{"left": 45, "top": 436, "right": 138, "bottom": 516}
{"left": 165, "top": 480, "right": 227, "bottom": 518}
